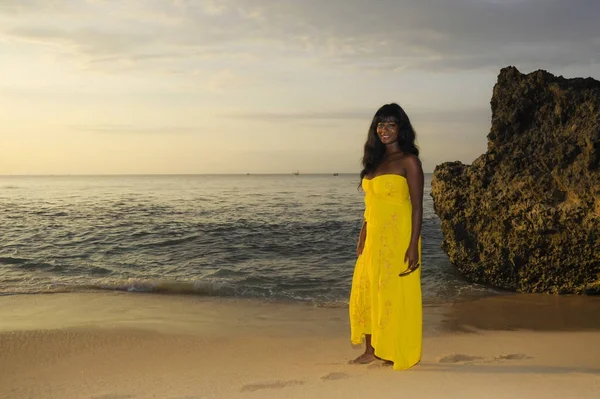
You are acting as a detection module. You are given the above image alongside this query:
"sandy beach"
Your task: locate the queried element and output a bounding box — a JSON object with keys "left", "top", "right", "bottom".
{"left": 1, "top": 292, "right": 599, "bottom": 399}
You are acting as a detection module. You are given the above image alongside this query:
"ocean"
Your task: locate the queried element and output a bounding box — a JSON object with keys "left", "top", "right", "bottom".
{"left": 0, "top": 174, "right": 496, "bottom": 305}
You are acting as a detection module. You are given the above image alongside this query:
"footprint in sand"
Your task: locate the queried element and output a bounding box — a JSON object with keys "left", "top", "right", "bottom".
{"left": 90, "top": 395, "right": 135, "bottom": 399}
{"left": 367, "top": 361, "right": 394, "bottom": 369}
{"left": 321, "top": 372, "right": 351, "bottom": 381}
{"left": 438, "top": 353, "right": 532, "bottom": 364}
{"left": 240, "top": 380, "right": 306, "bottom": 392}
{"left": 494, "top": 353, "right": 532, "bottom": 361}
{"left": 438, "top": 354, "right": 485, "bottom": 364}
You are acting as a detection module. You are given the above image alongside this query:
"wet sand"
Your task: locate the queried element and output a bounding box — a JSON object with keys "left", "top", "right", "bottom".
{"left": 1, "top": 292, "right": 599, "bottom": 399}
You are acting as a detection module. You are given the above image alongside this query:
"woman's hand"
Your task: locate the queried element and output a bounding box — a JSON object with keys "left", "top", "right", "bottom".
{"left": 400, "top": 244, "right": 420, "bottom": 276}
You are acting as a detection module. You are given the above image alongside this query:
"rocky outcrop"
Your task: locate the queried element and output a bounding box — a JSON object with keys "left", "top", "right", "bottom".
{"left": 431, "top": 66, "right": 600, "bottom": 294}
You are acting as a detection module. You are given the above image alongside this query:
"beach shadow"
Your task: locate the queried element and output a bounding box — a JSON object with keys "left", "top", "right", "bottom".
{"left": 422, "top": 363, "right": 600, "bottom": 375}
{"left": 438, "top": 294, "right": 600, "bottom": 332}
{"left": 240, "top": 380, "right": 306, "bottom": 392}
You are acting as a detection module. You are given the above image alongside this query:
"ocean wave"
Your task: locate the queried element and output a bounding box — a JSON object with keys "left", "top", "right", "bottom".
{"left": 0, "top": 276, "right": 494, "bottom": 307}
{"left": 0, "top": 256, "right": 29, "bottom": 265}
{"left": 90, "top": 279, "right": 237, "bottom": 296}
{"left": 10, "top": 260, "right": 113, "bottom": 276}
{"left": 0, "top": 278, "right": 345, "bottom": 304}
{"left": 139, "top": 235, "right": 203, "bottom": 248}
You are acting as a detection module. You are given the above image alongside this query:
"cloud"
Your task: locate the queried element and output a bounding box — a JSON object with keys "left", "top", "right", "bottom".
{"left": 1, "top": 0, "right": 598, "bottom": 74}
{"left": 224, "top": 107, "right": 491, "bottom": 124}
{"left": 225, "top": 110, "right": 371, "bottom": 121}
{"left": 9, "top": 26, "right": 153, "bottom": 55}
{"left": 207, "top": 69, "right": 249, "bottom": 93}
{"left": 68, "top": 124, "right": 203, "bottom": 135}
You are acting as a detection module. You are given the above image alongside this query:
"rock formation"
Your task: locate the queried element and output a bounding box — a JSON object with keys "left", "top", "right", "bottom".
{"left": 431, "top": 66, "right": 600, "bottom": 294}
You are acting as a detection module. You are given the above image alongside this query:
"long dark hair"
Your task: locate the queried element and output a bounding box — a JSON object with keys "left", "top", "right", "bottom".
{"left": 360, "top": 103, "right": 419, "bottom": 182}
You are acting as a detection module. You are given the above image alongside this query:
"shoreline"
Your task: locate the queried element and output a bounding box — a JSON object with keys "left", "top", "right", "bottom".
{"left": 2, "top": 288, "right": 599, "bottom": 331}
{"left": 1, "top": 292, "right": 599, "bottom": 398}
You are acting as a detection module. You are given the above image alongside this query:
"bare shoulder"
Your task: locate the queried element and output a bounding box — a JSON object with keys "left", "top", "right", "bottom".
{"left": 387, "top": 153, "right": 422, "bottom": 177}
{"left": 402, "top": 153, "right": 422, "bottom": 173}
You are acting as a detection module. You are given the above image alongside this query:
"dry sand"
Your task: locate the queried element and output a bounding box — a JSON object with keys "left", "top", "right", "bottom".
{"left": 1, "top": 292, "right": 599, "bottom": 399}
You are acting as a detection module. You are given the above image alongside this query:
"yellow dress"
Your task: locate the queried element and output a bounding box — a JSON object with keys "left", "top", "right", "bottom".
{"left": 349, "top": 174, "right": 422, "bottom": 370}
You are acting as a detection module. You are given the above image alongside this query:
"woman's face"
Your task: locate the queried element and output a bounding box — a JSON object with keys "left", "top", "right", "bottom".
{"left": 376, "top": 120, "right": 399, "bottom": 145}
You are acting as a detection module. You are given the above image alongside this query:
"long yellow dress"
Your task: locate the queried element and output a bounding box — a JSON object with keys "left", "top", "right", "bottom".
{"left": 349, "top": 174, "right": 422, "bottom": 370}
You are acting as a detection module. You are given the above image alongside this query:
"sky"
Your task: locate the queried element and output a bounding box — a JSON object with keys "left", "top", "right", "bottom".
{"left": 1, "top": 0, "right": 599, "bottom": 174}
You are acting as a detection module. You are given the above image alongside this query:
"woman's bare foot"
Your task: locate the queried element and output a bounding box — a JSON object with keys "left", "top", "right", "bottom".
{"left": 349, "top": 352, "right": 378, "bottom": 364}
{"left": 350, "top": 334, "right": 379, "bottom": 365}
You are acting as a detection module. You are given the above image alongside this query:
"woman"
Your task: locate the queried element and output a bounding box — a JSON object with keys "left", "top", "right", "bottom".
{"left": 349, "top": 103, "right": 424, "bottom": 370}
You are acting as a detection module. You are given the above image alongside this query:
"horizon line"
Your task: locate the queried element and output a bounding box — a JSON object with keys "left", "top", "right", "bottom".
{"left": 0, "top": 172, "right": 435, "bottom": 177}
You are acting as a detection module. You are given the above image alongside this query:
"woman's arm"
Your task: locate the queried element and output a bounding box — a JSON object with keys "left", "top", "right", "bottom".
{"left": 403, "top": 155, "right": 424, "bottom": 272}
{"left": 357, "top": 220, "right": 367, "bottom": 256}
{"left": 406, "top": 156, "right": 424, "bottom": 247}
